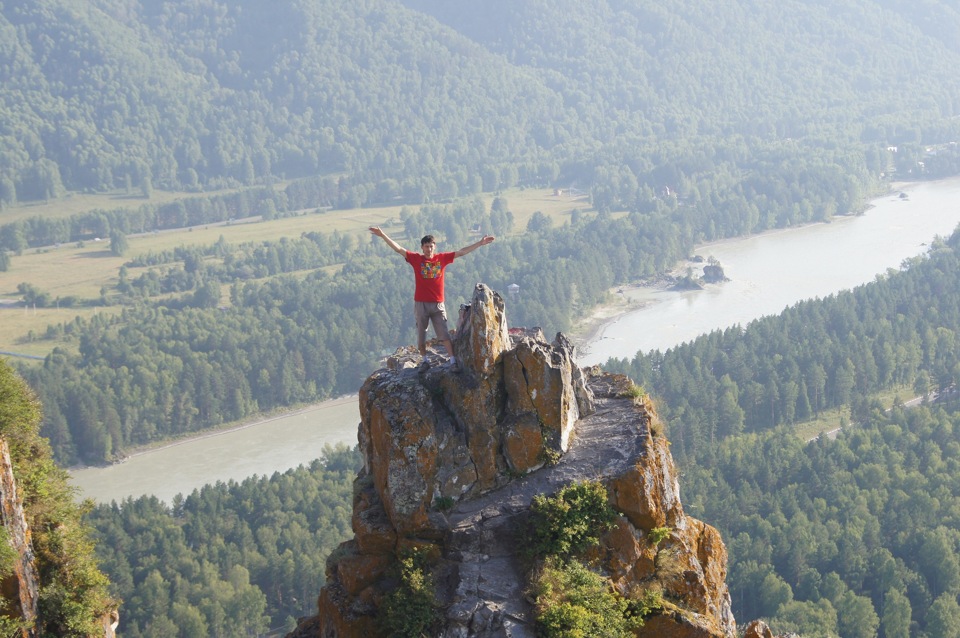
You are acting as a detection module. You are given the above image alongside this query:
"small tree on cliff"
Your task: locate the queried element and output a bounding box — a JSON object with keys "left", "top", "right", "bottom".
{"left": 380, "top": 547, "right": 438, "bottom": 637}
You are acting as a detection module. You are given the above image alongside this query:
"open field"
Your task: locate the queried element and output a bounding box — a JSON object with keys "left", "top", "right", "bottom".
{"left": 0, "top": 185, "right": 279, "bottom": 225}
{"left": 0, "top": 242, "right": 126, "bottom": 300}
{"left": 0, "top": 187, "right": 591, "bottom": 358}
{"left": 500, "top": 188, "right": 590, "bottom": 230}
{"left": 134, "top": 201, "right": 420, "bottom": 252}
{"left": 0, "top": 306, "right": 119, "bottom": 359}
{"left": 790, "top": 384, "right": 913, "bottom": 442}
{"left": 791, "top": 407, "right": 850, "bottom": 442}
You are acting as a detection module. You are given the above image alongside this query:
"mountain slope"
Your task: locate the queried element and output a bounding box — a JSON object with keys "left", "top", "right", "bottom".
{"left": 400, "top": 0, "right": 960, "bottom": 142}
{"left": 2, "top": 0, "right": 959, "bottom": 204}
{"left": 0, "top": 0, "right": 579, "bottom": 199}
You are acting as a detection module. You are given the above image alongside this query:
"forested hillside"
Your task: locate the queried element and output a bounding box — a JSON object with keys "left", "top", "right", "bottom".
{"left": 402, "top": 0, "right": 960, "bottom": 139}
{"left": 2, "top": 0, "right": 960, "bottom": 214}
{"left": 684, "top": 404, "right": 960, "bottom": 637}
{"left": 0, "top": 0, "right": 579, "bottom": 204}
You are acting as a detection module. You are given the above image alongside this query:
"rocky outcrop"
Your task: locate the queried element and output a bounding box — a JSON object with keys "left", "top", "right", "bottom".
{"left": 290, "top": 283, "right": 735, "bottom": 638}
{"left": 0, "top": 438, "right": 39, "bottom": 637}
{"left": 742, "top": 620, "right": 799, "bottom": 638}
{"left": 743, "top": 620, "right": 775, "bottom": 638}
{"left": 1, "top": 440, "right": 118, "bottom": 638}
{"left": 702, "top": 264, "right": 726, "bottom": 283}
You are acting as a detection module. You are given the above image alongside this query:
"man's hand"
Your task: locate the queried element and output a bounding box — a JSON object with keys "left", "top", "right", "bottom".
{"left": 369, "top": 226, "right": 406, "bottom": 255}
{"left": 455, "top": 235, "right": 496, "bottom": 258}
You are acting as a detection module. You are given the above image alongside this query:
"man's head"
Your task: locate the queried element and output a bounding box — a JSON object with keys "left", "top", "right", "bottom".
{"left": 420, "top": 234, "right": 436, "bottom": 258}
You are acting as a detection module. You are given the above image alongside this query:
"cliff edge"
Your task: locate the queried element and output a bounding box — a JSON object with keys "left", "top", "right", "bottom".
{"left": 289, "top": 284, "right": 736, "bottom": 637}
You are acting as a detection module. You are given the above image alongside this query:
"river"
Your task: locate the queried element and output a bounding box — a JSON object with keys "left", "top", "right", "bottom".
{"left": 68, "top": 397, "right": 361, "bottom": 505}
{"left": 579, "top": 177, "right": 960, "bottom": 365}
{"left": 68, "top": 177, "right": 960, "bottom": 504}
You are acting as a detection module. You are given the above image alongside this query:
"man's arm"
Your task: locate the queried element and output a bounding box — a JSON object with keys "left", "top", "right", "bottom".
{"left": 454, "top": 235, "right": 495, "bottom": 258}
{"left": 369, "top": 226, "right": 407, "bottom": 255}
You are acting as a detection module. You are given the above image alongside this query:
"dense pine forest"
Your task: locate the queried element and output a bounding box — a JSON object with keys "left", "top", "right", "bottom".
{"left": 688, "top": 402, "right": 960, "bottom": 637}
{"left": 3, "top": 0, "right": 960, "bottom": 220}
{"left": 2, "top": 0, "right": 960, "bottom": 207}
{"left": 86, "top": 444, "right": 360, "bottom": 637}
{"left": 3, "top": 0, "right": 960, "bottom": 636}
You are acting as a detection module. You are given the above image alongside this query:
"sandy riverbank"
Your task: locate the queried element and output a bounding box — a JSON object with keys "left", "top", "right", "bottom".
{"left": 567, "top": 262, "right": 699, "bottom": 360}
{"left": 568, "top": 288, "right": 656, "bottom": 355}
{"left": 568, "top": 182, "right": 916, "bottom": 359}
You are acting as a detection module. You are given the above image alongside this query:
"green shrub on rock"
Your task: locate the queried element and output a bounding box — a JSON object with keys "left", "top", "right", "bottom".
{"left": 530, "top": 557, "right": 639, "bottom": 638}
{"left": 528, "top": 479, "right": 616, "bottom": 559}
{"left": 380, "top": 547, "right": 438, "bottom": 638}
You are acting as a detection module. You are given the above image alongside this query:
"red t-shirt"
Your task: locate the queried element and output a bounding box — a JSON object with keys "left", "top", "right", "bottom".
{"left": 405, "top": 251, "right": 456, "bottom": 302}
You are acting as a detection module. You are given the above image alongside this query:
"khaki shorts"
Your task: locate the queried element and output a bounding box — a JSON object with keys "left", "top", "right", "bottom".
{"left": 414, "top": 301, "right": 451, "bottom": 348}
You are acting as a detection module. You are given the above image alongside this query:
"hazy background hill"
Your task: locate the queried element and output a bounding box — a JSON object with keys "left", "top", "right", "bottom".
{"left": 402, "top": 0, "right": 960, "bottom": 140}
{"left": 2, "top": 0, "right": 960, "bottom": 208}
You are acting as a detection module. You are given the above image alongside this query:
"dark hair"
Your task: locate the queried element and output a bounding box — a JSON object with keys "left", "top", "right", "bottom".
{"left": 420, "top": 234, "right": 436, "bottom": 246}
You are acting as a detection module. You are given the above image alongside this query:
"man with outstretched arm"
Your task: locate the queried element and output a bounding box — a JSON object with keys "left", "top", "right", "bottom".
{"left": 369, "top": 226, "right": 495, "bottom": 371}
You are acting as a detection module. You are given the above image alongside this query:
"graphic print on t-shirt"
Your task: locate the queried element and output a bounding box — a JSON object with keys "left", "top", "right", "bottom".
{"left": 420, "top": 260, "right": 443, "bottom": 279}
{"left": 407, "top": 250, "right": 454, "bottom": 302}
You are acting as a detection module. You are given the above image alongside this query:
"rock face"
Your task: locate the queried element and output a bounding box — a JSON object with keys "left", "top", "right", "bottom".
{"left": 1, "top": 439, "right": 118, "bottom": 638}
{"left": 0, "top": 438, "right": 39, "bottom": 636}
{"left": 291, "top": 284, "right": 736, "bottom": 638}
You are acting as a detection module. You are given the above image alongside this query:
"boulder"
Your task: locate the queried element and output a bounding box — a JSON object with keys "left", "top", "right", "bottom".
{"left": 743, "top": 620, "right": 775, "bottom": 638}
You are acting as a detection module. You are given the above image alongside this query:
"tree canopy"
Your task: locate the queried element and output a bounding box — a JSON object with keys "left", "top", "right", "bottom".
{"left": 1, "top": 0, "right": 959, "bottom": 211}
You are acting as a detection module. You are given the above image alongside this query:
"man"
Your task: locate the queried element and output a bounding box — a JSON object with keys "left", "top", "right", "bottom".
{"left": 370, "top": 226, "right": 495, "bottom": 371}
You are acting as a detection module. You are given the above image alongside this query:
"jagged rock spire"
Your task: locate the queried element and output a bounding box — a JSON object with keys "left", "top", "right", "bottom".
{"left": 290, "top": 284, "right": 736, "bottom": 638}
